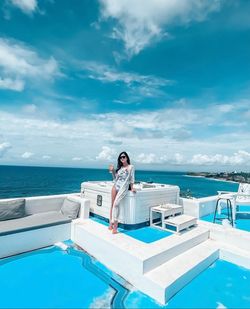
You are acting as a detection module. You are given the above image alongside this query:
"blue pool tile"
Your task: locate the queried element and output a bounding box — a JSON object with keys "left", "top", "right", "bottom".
{"left": 201, "top": 213, "right": 250, "bottom": 232}
{"left": 121, "top": 227, "right": 172, "bottom": 243}
{"left": 90, "top": 216, "right": 172, "bottom": 243}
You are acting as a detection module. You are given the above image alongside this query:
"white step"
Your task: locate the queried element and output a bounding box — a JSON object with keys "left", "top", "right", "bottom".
{"left": 163, "top": 214, "right": 197, "bottom": 233}
{"left": 143, "top": 226, "right": 209, "bottom": 273}
{"left": 141, "top": 240, "right": 219, "bottom": 304}
{"left": 72, "top": 219, "right": 209, "bottom": 275}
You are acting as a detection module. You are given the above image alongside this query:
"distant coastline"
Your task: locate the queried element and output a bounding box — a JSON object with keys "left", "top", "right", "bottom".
{"left": 185, "top": 174, "right": 238, "bottom": 184}
{"left": 186, "top": 172, "right": 250, "bottom": 184}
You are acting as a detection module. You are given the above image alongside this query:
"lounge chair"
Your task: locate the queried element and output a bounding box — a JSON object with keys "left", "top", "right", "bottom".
{"left": 0, "top": 194, "right": 90, "bottom": 258}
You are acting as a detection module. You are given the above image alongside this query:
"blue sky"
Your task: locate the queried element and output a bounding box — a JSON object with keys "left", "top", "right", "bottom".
{"left": 0, "top": 0, "right": 250, "bottom": 171}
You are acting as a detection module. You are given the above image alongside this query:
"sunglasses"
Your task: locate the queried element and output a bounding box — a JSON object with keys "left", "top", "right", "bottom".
{"left": 120, "top": 155, "right": 126, "bottom": 159}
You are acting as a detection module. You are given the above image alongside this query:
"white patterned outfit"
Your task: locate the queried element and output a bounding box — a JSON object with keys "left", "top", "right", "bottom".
{"left": 112, "top": 165, "right": 135, "bottom": 222}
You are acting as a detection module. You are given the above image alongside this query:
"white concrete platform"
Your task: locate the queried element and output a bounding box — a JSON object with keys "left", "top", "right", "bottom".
{"left": 143, "top": 240, "right": 219, "bottom": 303}
{"left": 72, "top": 219, "right": 209, "bottom": 273}
{"left": 71, "top": 219, "right": 211, "bottom": 304}
{"left": 198, "top": 219, "right": 250, "bottom": 252}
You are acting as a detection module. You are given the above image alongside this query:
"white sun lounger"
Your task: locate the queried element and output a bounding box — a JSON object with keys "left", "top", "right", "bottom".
{"left": 163, "top": 214, "right": 197, "bottom": 234}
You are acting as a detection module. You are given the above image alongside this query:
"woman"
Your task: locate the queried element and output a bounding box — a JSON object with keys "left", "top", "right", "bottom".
{"left": 108, "top": 151, "right": 136, "bottom": 234}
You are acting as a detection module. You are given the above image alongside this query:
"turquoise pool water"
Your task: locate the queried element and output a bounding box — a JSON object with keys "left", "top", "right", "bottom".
{"left": 0, "top": 245, "right": 126, "bottom": 309}
{"left": 90, "top": 216, "right": 173, "bottom": 243}
{"left": 201, "top": 206, "right": 250, "bottom": 232}
{"left": 1, "top": 244, "right": 250, "bottom": 308}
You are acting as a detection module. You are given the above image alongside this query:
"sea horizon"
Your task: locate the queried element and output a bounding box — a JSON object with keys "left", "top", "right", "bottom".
{"left": 0, "top": 163, "right": 241, "bottom": 174}
{"left": 1, "top": 163, "right": 187, "bottom": 172}
{"left": 0, "top": 165, "right": 239, "bottom": 200}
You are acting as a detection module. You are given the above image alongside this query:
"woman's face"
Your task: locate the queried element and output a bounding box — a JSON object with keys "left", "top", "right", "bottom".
{"left": 119, "top": 153, "right": 127, "bottom": 164}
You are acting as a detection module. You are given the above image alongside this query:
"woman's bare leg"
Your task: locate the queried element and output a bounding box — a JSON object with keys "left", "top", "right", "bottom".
{"left": 112, "top": 220, "right": 118, "bottom": 234}
{"left": 112, "top": 195, "right": 119, "bottom": 234}
{"left": 109, "top": 186, "right": 117, "bottom": 230}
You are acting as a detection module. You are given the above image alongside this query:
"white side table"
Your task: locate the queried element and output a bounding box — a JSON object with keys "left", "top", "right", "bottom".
{"left": 150, "top": 204, "right": 183, "bottom": 229}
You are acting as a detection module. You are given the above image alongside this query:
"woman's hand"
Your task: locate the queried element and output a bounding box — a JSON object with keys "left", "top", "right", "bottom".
{"left": 130, "top": 183, "right": 136, "bottom": 193}
{"left": 108, "top": 164, "right": 114, "bottom": 173}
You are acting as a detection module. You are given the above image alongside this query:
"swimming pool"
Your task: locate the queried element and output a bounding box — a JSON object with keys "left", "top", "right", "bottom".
{"left": 0, "top": 244, "right": 127, "bottom": 309}
{"left": 0, "top": 243, "right": 250, "bottom": 308}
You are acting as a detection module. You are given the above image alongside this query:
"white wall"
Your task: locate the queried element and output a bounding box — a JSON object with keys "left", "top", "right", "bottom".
{"left": 180, "top": 196, "right": 218, "bottom": 218}
{"left": 0, "top": 223, "right": 71, "bottom": 259}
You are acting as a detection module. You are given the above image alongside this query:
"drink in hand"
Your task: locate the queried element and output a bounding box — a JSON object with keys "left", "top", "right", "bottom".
{"left": 109, "top": 164, "right": 114, "bottom": 173}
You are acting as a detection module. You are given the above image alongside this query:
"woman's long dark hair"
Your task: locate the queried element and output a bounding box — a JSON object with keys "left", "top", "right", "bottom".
{"left": 116, "top": 151, "right": 131, "bottom": 172}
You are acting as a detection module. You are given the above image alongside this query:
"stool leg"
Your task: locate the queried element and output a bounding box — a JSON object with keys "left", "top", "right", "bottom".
{"left": 213, "top": 198, "right": 220, "bottom": 223}
{"left": 228, "top": 199, "right": 233, "bottom": 226}
{"left": 226, "top": 199, "right": 230, "bottom": 221}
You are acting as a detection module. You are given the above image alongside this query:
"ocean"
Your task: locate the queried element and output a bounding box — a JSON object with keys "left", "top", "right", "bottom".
{"left": 0, "top": 165, "right": 239, "bottom": 199}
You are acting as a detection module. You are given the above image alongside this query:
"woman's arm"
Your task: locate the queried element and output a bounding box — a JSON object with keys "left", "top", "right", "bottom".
{"left": 109, "top": 164, "right": 116, "bottom": 180}
{"left": 111, "top": 170, "right": 116, "bottom": 180}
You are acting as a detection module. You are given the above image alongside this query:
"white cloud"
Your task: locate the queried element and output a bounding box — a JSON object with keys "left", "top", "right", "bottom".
{"left": 0, "top": 100, "right": 248, "bottom": 143}
{"left": 0, "top": 142, "right": 11, "bottom": 157}
{"left": 99, "top": 0, "right": 223, "bottom": 57}
{"left": 0, "top": 77, "right": 24, "bottom": 91}
{"left": 174, "top": 153, "right": 185, "bottom": 164}
{"left": 81, "top": 61, "right": 172, "bottom": 97}
{"left": 134, "top": 150, "right": 250, "bottom": 167}
{"left": 0, "top": 38, "right": 60, "bottom": 92}
{"left": 0, "top": 38, "right": 58, "bottom": 77}
{"left": 190, "top": 150, "right": 250, "bottom": 166}
{"left": 72, "top": 157, "right": 82, "bottom": 161}
{"left": 135, "top": 153, "right": 157, "bottom": 164}
{"left": 191, "top": 154, "right": 222, "bottom": 165}
{"left": 42, "top": 155, "right": 51, "bottom": 159}
{"left": 0, "top": 102, "right": 249, "bottom": 170}
{"left": 22, "top": 104, "right": 37, "bottom": 113}
{"left": 135, "top": 152, "right": 185, "bottom": 165}
{"left": 21, "top": 151, "right": 34, "bottom": 158}
{"left": 8, "top": 0, "right": 38, "bottom": 15}
{"left": 83, "top": 61, "right": 171, "bottom": 86}
{"left": 217, "top": 104, "right": 235, "bottom": 113}
{"left": 96, "top": 146, "right": 115, "bottom": 161}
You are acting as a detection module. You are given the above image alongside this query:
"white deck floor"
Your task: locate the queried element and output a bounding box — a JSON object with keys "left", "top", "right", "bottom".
{"left": 71, "top": 219, "right": 218, "bottom": 304}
